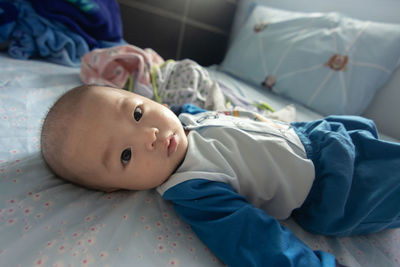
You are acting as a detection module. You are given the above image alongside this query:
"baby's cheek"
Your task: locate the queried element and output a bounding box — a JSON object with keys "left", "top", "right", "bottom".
{"left": 141, "top": 158, "right": 161, "bottom": 179}
{"left": 143, "top": 158, "right": 153, "bottom": 169}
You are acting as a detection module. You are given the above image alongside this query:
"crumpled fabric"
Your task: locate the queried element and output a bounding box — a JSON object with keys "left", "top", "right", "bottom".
{"left": 0, "top": 1, "right": 18, "bottom": 42}
{"left": 29, "top": 0, "right": 123, "bottom": 49}
{"left": 0, "top": 0, "right": 124, "bottom": 67}
{"left": 80, "top": 45, "right": 227, "bottom": 110}
{"left": 80, "top": 44, "right": 164, "bottom": 98}
{"left": 152, "top": 59, "right": 226, "bottom": 110}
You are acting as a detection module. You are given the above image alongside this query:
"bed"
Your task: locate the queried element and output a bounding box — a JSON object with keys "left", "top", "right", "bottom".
{"left": 1, "top": 0, "right": 400, "bottom": 266}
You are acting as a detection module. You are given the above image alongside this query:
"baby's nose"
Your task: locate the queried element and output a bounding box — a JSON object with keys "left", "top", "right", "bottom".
{"left": 145, "top": 127, "right": 159, "bottom": 151}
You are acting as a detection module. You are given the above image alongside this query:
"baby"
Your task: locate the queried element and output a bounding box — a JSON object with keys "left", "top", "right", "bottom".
{"left": 41, "top": 84, "right": 400, "bottom": 267}
{"left": 41, "top": 84, "right": 188, "bottom": 192}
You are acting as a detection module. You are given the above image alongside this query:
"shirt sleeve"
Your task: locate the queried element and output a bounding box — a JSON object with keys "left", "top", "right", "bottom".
{"left": 162, "top": 179, "right": 336, "bottom": 267}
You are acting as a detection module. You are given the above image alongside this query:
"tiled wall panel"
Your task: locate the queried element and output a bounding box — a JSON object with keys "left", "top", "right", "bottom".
{"left": 118, "top": 0, "right": 237, "bottom": 66}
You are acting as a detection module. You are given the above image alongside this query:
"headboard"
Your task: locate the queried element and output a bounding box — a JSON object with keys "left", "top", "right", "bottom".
{"left": 117, "top": 0, "right": 237, "bottom": 67}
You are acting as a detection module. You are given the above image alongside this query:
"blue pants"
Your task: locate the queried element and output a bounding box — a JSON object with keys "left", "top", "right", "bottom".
{"left": 292, "top": 116, "right": 400, "bottom": 236}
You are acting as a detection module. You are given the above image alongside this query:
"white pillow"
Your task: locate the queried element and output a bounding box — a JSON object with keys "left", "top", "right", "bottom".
{"left": 221, "top": 5, "right": 400, "bottom": 115}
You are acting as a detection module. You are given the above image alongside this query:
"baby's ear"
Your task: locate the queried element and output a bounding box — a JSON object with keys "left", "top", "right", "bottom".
{"left": 162, "top": 103, "right": 169, "bottom": 108}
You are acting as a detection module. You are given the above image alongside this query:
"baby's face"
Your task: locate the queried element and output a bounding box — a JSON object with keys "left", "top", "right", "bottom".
{"left": 63, "top": 86, "right": 188, "bottom": 191}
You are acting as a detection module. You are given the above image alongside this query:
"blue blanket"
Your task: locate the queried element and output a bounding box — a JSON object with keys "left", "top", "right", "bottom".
{"left": 0, "top": 0, "right": 124, "bottom": 67}
{"left": 29, "top": 0, "right": 123, "bottom": 48}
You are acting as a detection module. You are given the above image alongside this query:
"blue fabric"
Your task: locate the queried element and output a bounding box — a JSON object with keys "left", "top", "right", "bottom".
{"left": 181, "top": 103, "right": 207, "bottom": 114}
{"left": 0, "top": 0, "right": 89, "bottom": 66}
{"left": 163, "top": 179, "right": 336, "bottom": 267}
{"left": 170, "top": 103, "right": 207, "bottom": 117}
{"left": 292, "top": 116, "right": 400, "bottom": 236}
{"left": 0, "top": 2, "right": 17, "bottom": 23}
{"left": 0, "top": 0, "right": 124, "bottom": 67}
{"left": 29, "top": 0, "right": 123, "bottom": 49}
{"left": 0, "top": 2, "right": 17, "bottom": 42}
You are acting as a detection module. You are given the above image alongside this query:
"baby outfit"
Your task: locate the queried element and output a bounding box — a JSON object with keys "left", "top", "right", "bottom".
{"left": 157, "top": 105, "right": 400, "bottom": 267}
{"left": 157, "top": 109, "right": 315, "bottom": 220}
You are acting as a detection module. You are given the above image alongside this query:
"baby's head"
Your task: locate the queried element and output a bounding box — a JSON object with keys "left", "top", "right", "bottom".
{"left": 41, "top": 85, "right": 188, "bottom": 192}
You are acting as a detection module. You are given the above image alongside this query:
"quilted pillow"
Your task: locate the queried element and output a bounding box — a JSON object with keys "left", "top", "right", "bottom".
{"left": 220, "top": 5, "right": 400, "bottom": 115}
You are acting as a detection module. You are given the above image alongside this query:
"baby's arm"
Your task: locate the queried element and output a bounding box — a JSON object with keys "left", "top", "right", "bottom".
{"left": 163, "top": 179, "right": 337, "bottom": 267}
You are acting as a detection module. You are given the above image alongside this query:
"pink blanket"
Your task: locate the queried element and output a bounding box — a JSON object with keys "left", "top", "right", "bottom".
{"left": 80, "top": 44, "right": 164, "bottom": 89}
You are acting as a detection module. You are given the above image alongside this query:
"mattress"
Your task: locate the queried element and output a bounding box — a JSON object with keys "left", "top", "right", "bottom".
{"left": 1, "top": 52, "right": 399, "bottom": 266}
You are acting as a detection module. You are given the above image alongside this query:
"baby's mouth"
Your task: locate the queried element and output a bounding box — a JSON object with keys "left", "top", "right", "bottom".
{"left": 167, "top": 134, "right": 178, "bottom": 157}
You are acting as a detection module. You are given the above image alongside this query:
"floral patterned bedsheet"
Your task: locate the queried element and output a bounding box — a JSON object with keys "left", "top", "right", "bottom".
{"left": 0, "top": 53, "right": 223, "bottom": 267}
{"left": 0, "top": 52, "right": 399, "bottom": 267}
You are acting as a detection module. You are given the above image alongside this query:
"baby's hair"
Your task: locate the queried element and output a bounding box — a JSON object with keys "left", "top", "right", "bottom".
{"left": 40, "top": 84, "right": 92, "bottom": 187}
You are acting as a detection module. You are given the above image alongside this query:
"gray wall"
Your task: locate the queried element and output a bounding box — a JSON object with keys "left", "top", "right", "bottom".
{"left": 118, "top": 0, "right": 237, "bottom": 66}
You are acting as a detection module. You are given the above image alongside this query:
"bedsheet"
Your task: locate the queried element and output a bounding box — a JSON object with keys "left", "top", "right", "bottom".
{"left": 0, "top": 53, "right": 223, "bottom": 266}
{"left": 1, "top": 51, "right": 399, "bottom": 267}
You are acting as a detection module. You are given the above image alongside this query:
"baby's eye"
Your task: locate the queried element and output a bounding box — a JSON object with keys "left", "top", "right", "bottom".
{"left": 133, "top": 106, "right": 142, "bottom": 121}
{"left": 121, "top": 148, "right": 131, "bottom": 165}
